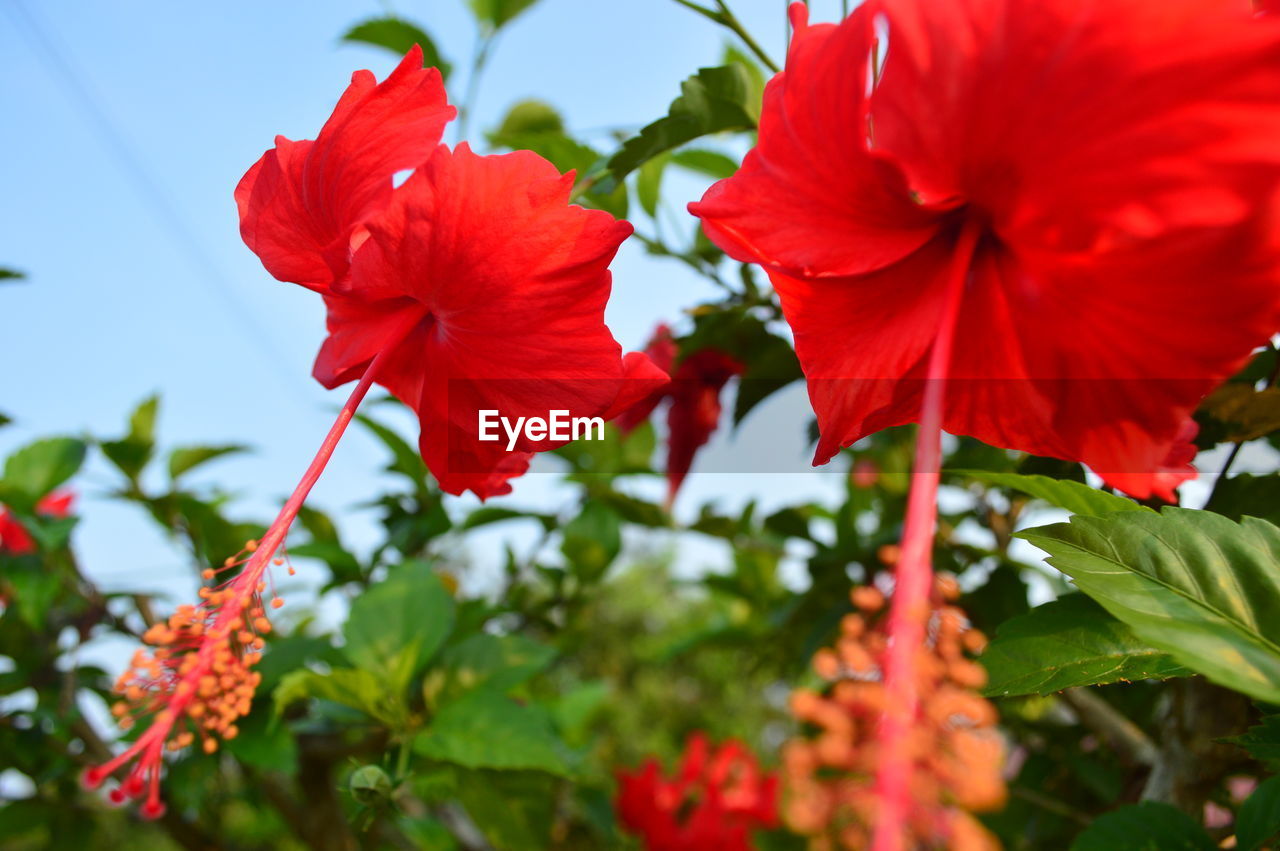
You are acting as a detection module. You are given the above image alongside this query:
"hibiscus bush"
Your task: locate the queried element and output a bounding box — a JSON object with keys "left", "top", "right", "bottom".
{"left": 5, "top": 1, "right": 1280, "bottom": 850}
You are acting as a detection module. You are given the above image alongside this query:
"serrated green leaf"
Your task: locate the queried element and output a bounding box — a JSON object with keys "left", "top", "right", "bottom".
{"left": 2, "top": 437, "right": 87, "bottom": 508}
{"left": 1019, "top": 508, "right": 1280, "bottom": 703}
{"left": 607, "top": 64, "right": 758, "bottom": 182}
{"left": 343, "top": 563, "right": 455, "bottom": 694}
{"left": 1224, "top": 715, "right": 1280, "bottom": 762}
{"left": 981, "top": 594, "right": 1191, "bottom": 697}
{"left": 342, "top": 16, "right": 451, "bottom": 79}
{"left": 168, "top": 444, "right": 247, "bottom": 480}
{"left": 1238, "top": 775, "right": 1280, "bottom": 851}
{"left": 415, "top": 689, "right": 570, "bottom": 775}
{"left": 1070, "top": 802, "right": 1215, "bottom": 850}
{"left": 670, "top": 148, "right": 739, "bottom": 179}
{"left": 959, "top": 470, "right": 1148, "bottom": 517}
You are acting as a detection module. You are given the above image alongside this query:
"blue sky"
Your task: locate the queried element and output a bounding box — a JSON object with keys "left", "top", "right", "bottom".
{"left": 0, "top": 1, "right": 862, "bottom": 612}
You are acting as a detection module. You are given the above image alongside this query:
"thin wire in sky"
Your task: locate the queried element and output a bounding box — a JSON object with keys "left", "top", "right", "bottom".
{"left": 4, "top": 0, "right": 313, "bottom": 405}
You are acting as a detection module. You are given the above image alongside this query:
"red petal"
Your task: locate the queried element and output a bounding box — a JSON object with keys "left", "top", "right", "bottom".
{"left": 690, "top": 4, "right": 940, "bottom": 278}
{"left": 235, "top": 47, "right": 454, "bottom": 291}
{"left": 348, "top": 144, "right": 635, "bottom": 497}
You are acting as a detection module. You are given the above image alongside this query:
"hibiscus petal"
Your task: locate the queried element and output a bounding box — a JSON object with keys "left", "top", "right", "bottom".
{"left": 690, "top": 4, "right": 940, "bottom": 278}
{"left": 235, "top": 46, "right": 454, "bottom": 291}
{"left": 869, "top": 0, "right": 1280, "bottom": 250}
{"left": 349, "top": 143, "right": 639, "bottom": 497}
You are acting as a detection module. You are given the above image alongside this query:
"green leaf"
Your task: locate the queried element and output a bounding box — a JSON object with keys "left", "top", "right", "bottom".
{"left": 981, "top": 594, "right": 1191, "bottom": 697}
{"left": 343, "top": 563, "right": 455, "bottom": 693}
{"left": 636, "top": 153, "right": 669, "bottom": 218}
{"left": 561, "top": 501, "right": 622, "bottom": 582}
{"left": 168, "top": 444, "right": 247, "bottom": 480}
{"left": 100, "top": 395, "right": 159, "bottom": 481}
{"left": 468, "top": 0, "right": 540, "bottom": 31}
{"left": 0, "top": 267, "right": 25, "bottom": 282}
{"left": 1, "top": 437, "right": 87, "bottom": 508}
{"left": 670, "top": 148, "right": 739, "bottom": 179}
{"left": 0, "top": 412, "right": 12, "bottom": 429}
{"left": 357, "top": 413, "right": 430, "bottom": 485}
{"left": 1019, "top": 508, "right": 1280, "bottom": 703}
{"left": 1225, "top": 715, "right": 1280, "bottom": 763}
{"left": 492, "top": 99, "right": 564, "bottom": 136}
{"left": 1205, "top": 473, "right": 1280, "bottom": 526}
{"left": 342, "top": 16, "right": 451, "bottom": 79}
{"left": 607, "top": 64, "right": 759, "bottom": 182}
{"left": 721, "top": 45, "right": 766, "bottom": 119}
{"left": 273, "top": 668, "right": 389, "bottom": 720}
{"left": 1070, "top": 802, "right": 1215, "bottom": 850}
{"left": 223, "top": 706, "right": 297, "bottom": 771}
{"left": 959, "top": 470, "right": 1147, "bottom": 517}
{"left": 1238, "top": 775, "right": 1280, "bottom": 851}
{"left": 415, "top": 688, "right": 571, "bottom": 775}
{"left": 427, "top": 633, "right": 556, "bottom": 706}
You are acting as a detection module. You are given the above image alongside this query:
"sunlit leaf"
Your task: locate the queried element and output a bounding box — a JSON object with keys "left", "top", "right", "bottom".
{"left": 958, "top": 470, "right": 1147, "bottom": 517}
{"left": 1, "top": 437, "right": 87, "bottom": 509}
{"left": 168, "top": 444, "right": 247, "bottom": 480}
{"left": 415, "top": 689, "right": 571, "bottom": 775}
{"left": 981, "top": 594, "right": 1190, "bottom": 697}
{"left": 1019, "top": 508, "right": 1280, "bottom": 703}
{"left": 344, "top": 562, "right": 455, "bottom": 693}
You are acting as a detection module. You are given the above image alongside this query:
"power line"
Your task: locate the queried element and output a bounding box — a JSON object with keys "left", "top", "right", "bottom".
{"left": 4, "top": 0, "right": 313, "bottom": 405}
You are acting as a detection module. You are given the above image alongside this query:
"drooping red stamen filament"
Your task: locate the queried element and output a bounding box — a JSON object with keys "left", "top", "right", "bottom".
{"left": 85, "top": 310, "right": 425, "bottom": 817}
{"left": 871, "top": 219, "right": 982, "bottom": 851}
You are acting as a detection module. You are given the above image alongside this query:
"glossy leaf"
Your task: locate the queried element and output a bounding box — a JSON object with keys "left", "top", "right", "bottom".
{"left": 606, "top": 64, "right": 759, "bottom": 182}
{"left": 1019, "top": 508, "right": 1280, "bottom": 703}
{"left": 342, "top": 16, "right": 451, "bottom": 79}
{"left": 981, "top": 594, "right": 1190, "bottom": 697}
{"left": 959, "top": 471, "right": 1148, "bottom": 517}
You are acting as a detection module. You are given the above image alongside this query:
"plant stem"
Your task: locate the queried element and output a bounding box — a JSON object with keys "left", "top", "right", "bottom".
{"left": 456, "top": 32, "right": 495, "bottom": 143}
{"left": 870, "top": 219, "right": 981, "bottom": 851}
{"left": 671, "top": 0, "right": 780, "bottom": 73}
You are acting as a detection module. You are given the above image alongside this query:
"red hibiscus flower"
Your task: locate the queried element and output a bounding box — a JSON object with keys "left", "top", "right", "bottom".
{"left": 616, "top": 324, "right": 743, "bottom": 505}
{"left": 616, "top": 732, "right": 778, "bottom": 851}
{"left": 691, "top": 1, "right": 1280, "bottom": 501}
{"left": 0, "top": 490, "right": 74, "bottom": 556}
{"left": 87, "top": 47, "right": 664, "bottom": 818}
{"left": 691, "top": 3, "right": 1280, "bottom": 848}
{"left": 237, "top": 46, "right": 664, "bottom": 499}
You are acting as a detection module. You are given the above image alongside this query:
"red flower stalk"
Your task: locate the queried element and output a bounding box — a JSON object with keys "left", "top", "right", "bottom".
{"left": 616, "top": 732, "right": 779, "bottom": 850}
{"left": 615, "top": 324, "right": 744, "bottom": 505}
{"left": 0, "top": 490, "right": 74, "bottom": 555}
{"left": 691, "top": 2, "right": 1280, "bottom": 847}
{"left": 88, "top": 47, "right": 664, "bottom": 815}
{"left": 785, "top": 580, "right": 1004, "bottom": 850}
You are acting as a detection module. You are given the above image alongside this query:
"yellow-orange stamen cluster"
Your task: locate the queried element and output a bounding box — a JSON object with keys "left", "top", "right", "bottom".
{"left": 783, "top": 577, "right": 1005, "bottom": 850}
{"left": 85, "top": 541, "right": 290, "bottom": 818}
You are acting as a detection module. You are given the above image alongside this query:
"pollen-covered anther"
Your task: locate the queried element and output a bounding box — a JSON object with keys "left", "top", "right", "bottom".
{"left": 782, "top": 576, "right": 1006, "bottom": 850}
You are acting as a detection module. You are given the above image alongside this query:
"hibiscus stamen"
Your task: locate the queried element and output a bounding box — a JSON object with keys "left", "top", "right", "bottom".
{"left": 871, "top": 218, "right": 984, "bottom": 851}
{"left": 85, "top": 309, "right": 426, "bottom": 815}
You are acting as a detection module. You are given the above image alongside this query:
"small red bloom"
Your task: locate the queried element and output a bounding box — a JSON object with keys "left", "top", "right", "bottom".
{"left": 691, "top": 0, "right": 1280, "bottom": 500}
{"left": 616, "top": 324, "right": 743, "bottom": 503}
{"left": 237, "top": 46, "right": 664, "bottom": 498}
{"left": 616, "top": 732, "right": 778, "bottom": 851}
{"left": 0, "top": 490, "right": 74, "bottom": 555}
